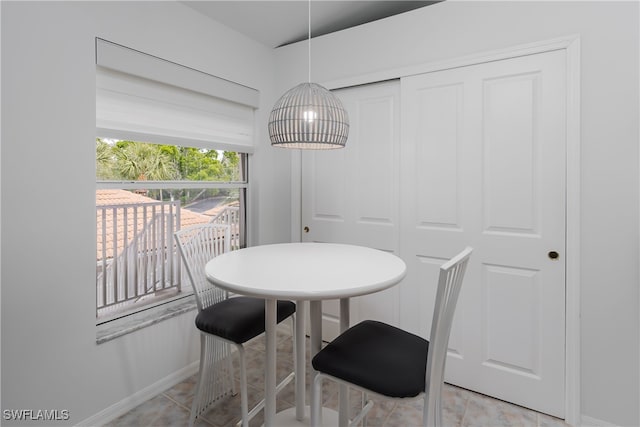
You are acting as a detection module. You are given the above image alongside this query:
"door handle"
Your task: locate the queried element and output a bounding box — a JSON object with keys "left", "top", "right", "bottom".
{"left": 303, "top": 226, "right": 310, "bottom": 233}
{"left": 548, "top": 251, "right": 559, "bottom": 260}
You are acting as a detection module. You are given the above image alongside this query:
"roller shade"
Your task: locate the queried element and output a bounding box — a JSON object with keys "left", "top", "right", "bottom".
{"left": 96, "top": 39, "right": 258, "bottom": 152}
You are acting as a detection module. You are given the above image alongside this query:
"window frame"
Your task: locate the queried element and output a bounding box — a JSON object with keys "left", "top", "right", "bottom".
{"left": 94, "top": 38, "right": 257, "bottom": 331}
{"left": 95, "top": 141, "right": 249, "bottom": 325}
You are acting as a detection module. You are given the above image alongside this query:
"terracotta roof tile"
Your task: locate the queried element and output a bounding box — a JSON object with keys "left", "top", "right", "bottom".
{"left": 96, "top": 189, "right": 211, "bottom": 260}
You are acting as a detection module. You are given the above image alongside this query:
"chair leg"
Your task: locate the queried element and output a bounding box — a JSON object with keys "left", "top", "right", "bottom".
{"left": 236, "top": 344, "right": 249, "bottom": 427}
{"left": 189, "top": 333, "right": 208, "bottom": 427}
{"left": 423, "top": 391, "right": 442, "bottom": 427}
{"left": 227, "top": 343, "right": 237, "bottom": 396}
{"left": 191, "top": 333, "right": 240, "bottom": 426}
{"left": 434, "top": 393, "right": 443, "bottom": 427}
{"left": 350, "top": 398, "right": 374, "bottom": 427}
{"left": 311, "top": 374, "right": 323, "bottom": 427}
{"left": 362, "top": 392, "right": 369, "bottom": 427}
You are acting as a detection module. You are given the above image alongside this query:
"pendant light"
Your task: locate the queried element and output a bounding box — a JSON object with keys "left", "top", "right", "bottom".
{"left": 268, "top": 0, "right": 349, "bottom": 149}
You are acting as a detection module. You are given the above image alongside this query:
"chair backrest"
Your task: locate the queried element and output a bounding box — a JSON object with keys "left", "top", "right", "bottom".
{"left": 423, "top": 247, "right": 472, "bottom": 426}
{"left": 174, "top": 224, "right": 231, "bottom": 312}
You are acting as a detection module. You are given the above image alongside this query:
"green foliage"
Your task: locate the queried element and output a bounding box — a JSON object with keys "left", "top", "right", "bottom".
{"left": 96, "top": 138, "right": 243, "bottom": 204}
{"left": 96, "top": 138, "right": 241, "bottom": 182}
{"left": 96, "top": 139, "right": 117, "bottom": 179}
{"left": 114, "top": 141, "right": 180, "bottom": 181}
{"left": 178, "top": 147, "right": 223, "bottom": 181}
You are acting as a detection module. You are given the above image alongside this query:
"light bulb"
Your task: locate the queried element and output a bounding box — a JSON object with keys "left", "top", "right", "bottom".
{"left": 303, "top": 110, "right": 317, "bottom": 123}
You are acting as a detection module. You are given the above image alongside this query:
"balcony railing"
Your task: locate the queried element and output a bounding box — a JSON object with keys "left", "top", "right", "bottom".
{"left": 210, "top": 206, "right": 241, "bottom": 250}
{"left": 96, "top": 201, "right": 241, "bottom": 319}
{"left": 96, "top": 201, "right": 182, "bottom": 318}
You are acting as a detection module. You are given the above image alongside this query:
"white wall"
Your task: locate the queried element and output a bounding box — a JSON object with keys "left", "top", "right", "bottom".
{"left": 0, "top": 1, "right": 290, "bottom": 424}
{"left": 2, "top": 1, "right": 637, "bottom": 425}
{"left": 0, "top": 0, "right": 3, "bottom": 414}
{"left": 276, "top": 2, "right": 639, "bottom": 426}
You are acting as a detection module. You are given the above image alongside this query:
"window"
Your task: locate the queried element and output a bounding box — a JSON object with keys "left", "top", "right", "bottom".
{"left": 96, "top": 139, "right": 247, "bottom": 320}
{"left": 95, "top": 39, "right": 258, "bottom": 323}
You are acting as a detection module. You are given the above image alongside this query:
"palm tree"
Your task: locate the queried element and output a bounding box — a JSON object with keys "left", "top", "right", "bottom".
{"left": 113, "top": 141, "right": 181, "bottom": 200}
{"left": 96, "top": 138, "right": 117, "bottom": 180}
{"left": 115, "top": 141, "right": 180, "bottom": 181}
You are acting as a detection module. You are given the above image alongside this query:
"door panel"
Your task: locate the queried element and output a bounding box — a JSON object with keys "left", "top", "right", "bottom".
{"left": 302, "top": 80, "right": 401, "bottom": 339}
{"left": 301, "top": 49, "right": 566, "bottom": 418}
{"left": 400, "top": 50, "right": 566, "bottom": 417}
{"left": 483, "top": 264, "right": 541, "bottom": 374}
{"left": 309, "top": 149, "right": 347, "bottom": 223}
{"left": 416, "top": 83, "right": 463, "bottom": 229}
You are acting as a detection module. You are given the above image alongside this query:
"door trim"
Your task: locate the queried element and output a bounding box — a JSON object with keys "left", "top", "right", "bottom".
{"left": 291, "top": 35, "right": 581, "bottom": 426}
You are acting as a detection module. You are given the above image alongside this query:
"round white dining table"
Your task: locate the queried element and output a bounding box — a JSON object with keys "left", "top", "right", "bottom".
{"left": 205, "top": 242, "right": 407, "bottom": 427}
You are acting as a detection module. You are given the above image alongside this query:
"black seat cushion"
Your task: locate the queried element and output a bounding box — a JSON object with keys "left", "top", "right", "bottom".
{"left": 195, "top": 297, "right": 296, "bottom": 344}
{"left": 312, "top": 320, "right": 429, "bottom": 398}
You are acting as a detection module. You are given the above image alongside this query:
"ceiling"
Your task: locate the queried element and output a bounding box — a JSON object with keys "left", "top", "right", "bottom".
{"left": 182, "top": 1, "right": 439, "bottom": 48}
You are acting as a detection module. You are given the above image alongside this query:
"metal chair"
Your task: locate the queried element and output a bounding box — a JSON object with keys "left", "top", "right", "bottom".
{"left": 311, "top": 247, "right": 472, "bottom": 427}
{"left": 175, "top": 224, "right": 296, "bottom": 427}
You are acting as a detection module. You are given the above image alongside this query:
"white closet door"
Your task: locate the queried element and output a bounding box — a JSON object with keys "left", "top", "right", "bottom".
{"left": 301, "top": 80, "right": 401, "bottom": 340}
{"left": 400, "top": 49, "right": 566, "bottom": 417}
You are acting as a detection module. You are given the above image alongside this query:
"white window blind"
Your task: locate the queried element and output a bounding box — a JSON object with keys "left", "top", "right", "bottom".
{"left": 96, "top": 38, "right": 258, "bottom": 153}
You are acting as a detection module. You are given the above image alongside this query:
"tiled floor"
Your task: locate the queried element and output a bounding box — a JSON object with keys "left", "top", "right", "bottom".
{"left": 105, "top": 330, "right": 570, "bottom": 427}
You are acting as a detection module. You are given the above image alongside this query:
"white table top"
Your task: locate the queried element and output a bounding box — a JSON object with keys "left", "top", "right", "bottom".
{"left": 205, "top": 242, "right": 406, "bottom": 300}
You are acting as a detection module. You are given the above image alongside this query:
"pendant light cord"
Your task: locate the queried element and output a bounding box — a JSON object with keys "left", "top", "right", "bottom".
{"left": 308, "top": 0, "right": 311, "bottom": 83}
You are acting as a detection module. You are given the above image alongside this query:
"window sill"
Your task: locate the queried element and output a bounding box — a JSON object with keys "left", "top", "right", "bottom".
{"left": 96, "top": 297, "right": 197, "bottom": 344}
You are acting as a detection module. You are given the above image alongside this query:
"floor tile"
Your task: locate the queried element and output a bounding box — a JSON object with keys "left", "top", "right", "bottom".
{"left": 163, "top": 374, "right": 198, "bottom": 410}
{"left": 460, "top": 392, "right": 537, "bottom": 427}
{"left": 103, "top": 394, "right": 193, "bottom": 427}
{"left": 538, "top": 413, "right": 572, "bottom": 427}
{"left": 103, "top": 337, "right": 570, "bottom": 427}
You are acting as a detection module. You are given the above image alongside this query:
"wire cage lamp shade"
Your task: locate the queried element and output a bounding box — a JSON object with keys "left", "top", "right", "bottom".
{"left": 268, "top": 82, "right": 349, "bottom": 149}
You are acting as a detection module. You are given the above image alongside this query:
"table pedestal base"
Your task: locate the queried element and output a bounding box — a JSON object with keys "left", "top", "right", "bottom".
{"left": 264, "top": 406, "right": 339, "bottom": 427}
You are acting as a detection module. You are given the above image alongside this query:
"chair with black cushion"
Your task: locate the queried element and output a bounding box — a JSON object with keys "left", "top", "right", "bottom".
{"left": 311, "top": 247, "right": 472, "bottom": 427}
{"left": 175, "top": 224, "right": 296, "bottom": 427}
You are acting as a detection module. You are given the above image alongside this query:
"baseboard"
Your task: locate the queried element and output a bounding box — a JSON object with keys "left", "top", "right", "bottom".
{"left": 581, "top": 415, "right": 622, "bottom": 427}
{"left": 75, "top": 361, "right": 199, "bottom": 427}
